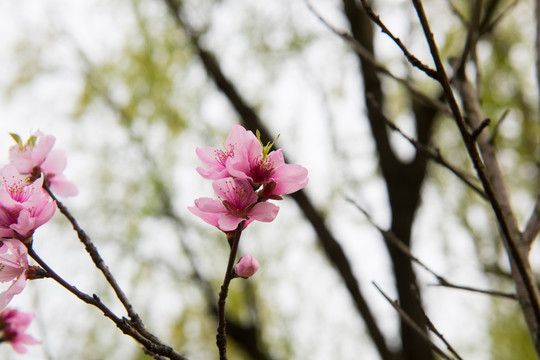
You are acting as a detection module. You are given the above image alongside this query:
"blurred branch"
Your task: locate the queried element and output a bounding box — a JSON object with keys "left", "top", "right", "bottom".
{"left": 410, "top": 0, "right": 540, "bottom": 353}
{"left": 357, "top": 0, "right": 438, "bottom": 80}
{"left": 347, "top": 198, "right": 517, "bottom": 300}
{"left": 27, "top": 247, "right": 187, "bottom": 360}
{"left": 372, "top": 282, "right": 454, "bottom": 360}
{"left": 365, "top": 93, "right": 486, "bottom": 199}
{"left": 411, "top": 286, "right": 464, "bottom": 360}
{"left": 163, "top": 1, "right": 397, "bottom": 359}
{"left": 305, "top": 0, "right": 450, "bottom": 116}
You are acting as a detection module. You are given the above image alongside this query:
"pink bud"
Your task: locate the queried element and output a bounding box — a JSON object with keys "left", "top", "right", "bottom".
{"left": 234, "top": 255, "right": 259, "bottom": 279}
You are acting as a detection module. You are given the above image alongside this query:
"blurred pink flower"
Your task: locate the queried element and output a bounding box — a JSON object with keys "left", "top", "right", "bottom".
{"left": 188, "top": 178, "right": 279, "bottom": 232}
{"left": 196, "top": 125, "right": 260, "bottom": 180}
{"left": 234, "top": 255, "right": 259, "bottom": 279}
{"left": 0, "top": 308, "right": 39, "bottom": 353}
{"left": 0, "top": 239, "right": 29, "bottom": 309}
{"left": 9, "top": 131, "right": 78, "bottom": 197}
{"left": 0, "top": 165, "right": 56, "bottom": 240}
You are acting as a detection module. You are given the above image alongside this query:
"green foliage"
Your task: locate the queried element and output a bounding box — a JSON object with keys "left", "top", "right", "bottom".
{"left": 74, "top": 0, "right": 192, "bottom": 136}
{"left": 489, "top": 299, "right": 536, "bottom": 360}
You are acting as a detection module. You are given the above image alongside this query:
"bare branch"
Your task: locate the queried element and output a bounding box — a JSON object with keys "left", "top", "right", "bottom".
{"left": 305, "top": 0, "right": 450, "bottom": 116}
{"left": 357, "top": 0, "right": 439, "bottom": 80}
{"left": 411, "top": 286, "right": 464, "bottom": 360}
{"left": 372, "top": 282, "right": 454, "bottom": 360}
{"left": 347, "top": 198, "right": 516, "bottom": 300}
{"left": 411, "top": 0, "right": 540, "bottom": 352}
{"left": 365, "top": 93, "right": 486, "bottom": 199}
{"left": 524, "top": 195, "right": 540, "bottom": 246}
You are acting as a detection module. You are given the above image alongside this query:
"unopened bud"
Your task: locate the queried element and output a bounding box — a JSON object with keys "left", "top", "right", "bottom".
{"left": 234, "top": 255, "right": 259, "bottom": 279}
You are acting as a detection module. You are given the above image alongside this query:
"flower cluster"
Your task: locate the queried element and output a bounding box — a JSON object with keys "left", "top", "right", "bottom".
{"left": 189, "top": 125, "right": 308, "bottom": 278}
{"left": 0, "top": 131, "right": 76, "bottom": 352}
{"left": 0, "top": 308, "right": 39, "bottom": 353}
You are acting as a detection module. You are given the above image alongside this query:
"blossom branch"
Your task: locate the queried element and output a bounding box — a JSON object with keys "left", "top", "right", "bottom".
{"left": 164, "top": 3, "right": 396, "bottom": 360}
{"left": 44, "top": 185, "right": 140, "bottom": 323}
{"left": 44, "top": 186, "right": 185, "bottom": 358}
{"left": 216, "top": 222, "right": 244, "bottom": 360}
{"left": 26, "top": 247, "right": 188, "bottom": 360}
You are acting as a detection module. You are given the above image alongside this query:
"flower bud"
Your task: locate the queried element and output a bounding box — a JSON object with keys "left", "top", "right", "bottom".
{"left": 234, "top": 255, "right": 259, "bottom": 279}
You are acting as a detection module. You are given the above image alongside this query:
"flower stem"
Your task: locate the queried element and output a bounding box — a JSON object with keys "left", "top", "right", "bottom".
{"left": 216, "top": 222, "right": 244, "bottom": 360}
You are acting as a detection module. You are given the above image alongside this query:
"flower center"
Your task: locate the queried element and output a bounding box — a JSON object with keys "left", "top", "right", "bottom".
{"left": 214, "top": 143, "right": 235, "bottom": 167}
{"left": 250, "top": 156, "right": 274, "bottom": 185}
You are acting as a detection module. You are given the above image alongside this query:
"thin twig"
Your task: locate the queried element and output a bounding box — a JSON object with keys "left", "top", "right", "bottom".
{"left": 27, "top": 247, "right": 188, "bottom": 360}
{"left": 357, "top": 0, "right": 439, "bottom": 80}
{"left": 372, "top": 282, "right": 454, "bottom": 360}
{"left": 45, "top": 186, "right": 186, "bottom": 358}
{"left": 365, "top": 93, "right": 486, "bottom": 199}
{"left": 216, "top": 222, "right": 244, "bottom": 360}
{"left": 411, "top": 285, "right": 464, "bottom": 360}
{"left": 304, "top": 0, "right": 450, "bottom": 116}
{"left": 411, "top": 0, "right": 540, "bottom": 348}
{"left": 346, "top": 197, "right": 516, "bottom": 300}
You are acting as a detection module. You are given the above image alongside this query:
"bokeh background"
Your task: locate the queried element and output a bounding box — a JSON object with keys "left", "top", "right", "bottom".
{"left": 0, "top": 0, "right": 538, "bottom": 359}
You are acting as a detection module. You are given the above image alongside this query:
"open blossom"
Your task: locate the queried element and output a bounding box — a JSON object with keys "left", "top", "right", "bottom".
{"left": 227, "top": 146, "right": 309, "bottom": 198}
{"left": 0, "top": 239, "right": 29, "bottom": 310}
{"left": 196, "top": 125, "right": 259, "bottom": 180}
{"left": 234, "top": 255, "right": 259, "bottom": 279}
{"left": 195, "top": 125, "right": 308, "bottom": 197}
{"left": 188, "top": 178, "right": 279, "bottom": 232}
{"left": 9, "top": 131, "right": 78, "bottom": 197}
{"left": 0, "top": 165, "right": 56, "bottom": 240}
{"left": 0, "top": 308, "right": 39, "bottom": 353}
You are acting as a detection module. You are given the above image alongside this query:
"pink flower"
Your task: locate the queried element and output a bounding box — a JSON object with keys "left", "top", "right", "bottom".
{"left": 227, "top": 147, "right": 309, "bottom": 197}
{"left": 0, "top": 308, "right": 39, "bottom": 353}
{"left": 0, "top": 165, "right": 56, "bottom": 240}
{"left": 9, "top": 131, "right": 78, "bottom": 197}
{"left": 0, "top": 239, "right": 29, "bottom": 309}
{"left": 234, "top": 255, "right": 259, "bottom": 279}
{"left": 196, "top": 125, "right": 260, "bottom": 180}
{"left": 188, "top": 178, "right": 279, "bottom": 232}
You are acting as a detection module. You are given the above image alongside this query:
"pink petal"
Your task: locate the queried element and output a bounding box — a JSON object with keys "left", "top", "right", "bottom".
{"left": 248, "top": 202, "right": 279, "bottom": 222}
{"left": 235, "top": 255, "right": 259, "bottom": 279}
{"left": 271, "top": 164, "right": 309, "bottom": 195}
{"left": 41, "top": 148, "right": 67, "bottom": 174}
{"left": 0, "top": 275, "right": 27, "bottom": 309}
{"left": 30, "top": 132, "right": 55, "bottom": 165}
{"left": 188, "top": 205, "right": 220, "bottom": 228}
{"left": 10, "top": 210, "right": 35, "bottom": 238}
{"left": 49, "top": 176, "right": 78, "bottom": 197}
{"left": 196, "top": 147, "right": 221, "bottom": 167}
{"left": 194, "top": 198, "right": 226, "bottom": 213}
{"left": 217, "top": 214, "right": 244, "bottom": 232}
